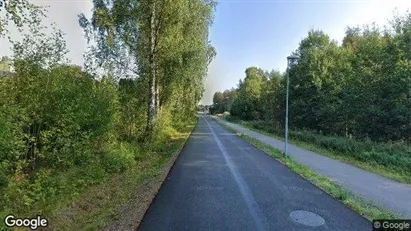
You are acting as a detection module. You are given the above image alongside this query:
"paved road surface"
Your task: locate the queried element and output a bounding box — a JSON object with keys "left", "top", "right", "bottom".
{"left": 216, "top": 117, "right": 411, "bottom": 218}
{"left": 139, "top": 116, "right": 370, "bottom": 231}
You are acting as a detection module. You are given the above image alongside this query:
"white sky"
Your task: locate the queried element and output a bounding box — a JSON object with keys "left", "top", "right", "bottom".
{"left": 0, "top": 0, "right": 93, "bottom": 65}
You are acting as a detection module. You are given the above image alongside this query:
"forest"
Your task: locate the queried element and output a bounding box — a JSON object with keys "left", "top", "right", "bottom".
{"left": 0, "top": 0, "right": 216, "bottom": 226}
{"left": 211, "top": 13, "right": 411, "bottom": 183}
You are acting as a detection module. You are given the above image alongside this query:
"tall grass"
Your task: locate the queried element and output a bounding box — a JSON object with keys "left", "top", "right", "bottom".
{"left": 227, "top": 117, "right": 411, "bottom": 180}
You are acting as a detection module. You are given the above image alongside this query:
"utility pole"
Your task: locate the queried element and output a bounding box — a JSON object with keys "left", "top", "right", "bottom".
{"left": 284, "top": 55, "right": 299, "bottom": 158}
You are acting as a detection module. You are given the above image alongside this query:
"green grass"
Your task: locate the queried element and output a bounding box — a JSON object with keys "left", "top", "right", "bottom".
{"left": 212, "top": 116, "right": 402, "bottom": 221}
{"left": 226, "top": 118, "right": 411, "bottom": 185}
{"left": 0, "top": 119, "right": 197, "bottom": 231}
{"left": 47, "top": 121, "right": 197, "bottom": 230}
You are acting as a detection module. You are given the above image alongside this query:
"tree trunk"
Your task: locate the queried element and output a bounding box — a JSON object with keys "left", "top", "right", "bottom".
{"left": 146, "top": 0, "right": 157, "bottom": 134}
{"left": 155, "top": 80, "right": 160, "bottom": 112}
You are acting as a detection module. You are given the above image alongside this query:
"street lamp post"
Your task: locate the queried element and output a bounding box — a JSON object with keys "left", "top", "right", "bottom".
{"left": 284, "top": 55, "right": 299, "bottom": 158}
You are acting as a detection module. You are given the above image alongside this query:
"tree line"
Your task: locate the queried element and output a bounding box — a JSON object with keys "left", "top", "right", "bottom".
{"left": 0, "top": 0, "right": 215, "bottom": 216}
{"left": 212, "top": 13, "right": 411, "bottom": 144}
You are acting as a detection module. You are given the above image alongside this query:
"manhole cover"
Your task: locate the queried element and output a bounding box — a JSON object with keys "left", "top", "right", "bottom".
{"left": 290, "top": 210, "right": 325, "bottom": 227}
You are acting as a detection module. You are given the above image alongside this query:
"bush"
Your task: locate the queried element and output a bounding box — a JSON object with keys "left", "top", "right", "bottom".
{"left": 0, "top": 108, "right": 25, "bottom": 189}
{"left": 102, "top": 143, "right": 136, "bottom": 174}
{"left": 0, "top": 64, "right": 127, "bottom": 216}
{"left": 233, "top": 119, "right": 411, "bottom": 176}
{"left": 290, "top": 130, "right": 411, "bottom": 175}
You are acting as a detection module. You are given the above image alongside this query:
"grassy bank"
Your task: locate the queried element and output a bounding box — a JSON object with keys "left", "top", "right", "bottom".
{"left": 0, "top": 119, "right": 197, "bottom": 231}
{"left": 212, "top": 117, "right": 401, "bottom": 221}
{"left": 225, "top": 117, "right": 411, "bottom": 185}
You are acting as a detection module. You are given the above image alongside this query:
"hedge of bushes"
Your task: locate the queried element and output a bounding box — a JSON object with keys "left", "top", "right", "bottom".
{"left": 0, "top": 62, "right": 184, "bottom": 218}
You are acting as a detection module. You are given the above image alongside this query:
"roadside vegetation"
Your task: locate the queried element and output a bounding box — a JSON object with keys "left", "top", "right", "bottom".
{"left": 47, "top": 121, "right": 196, "bottom": 230}
{"left": 227, "top": 118, "right": 411, "bottom": 184}
{"left": 0, "top": 0, "right": 215, "bottom": 229}
{"left": 209, "top": 11, "right": 411, "bottom": 184}
{"left": 213, "top": 118, "right": 401, "bottom": 221}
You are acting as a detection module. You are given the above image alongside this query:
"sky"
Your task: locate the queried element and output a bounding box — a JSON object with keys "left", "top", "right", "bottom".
{"left": 0, "top": 0, "right": 93, "bottom": 67}
{"left": 203, "top": 0, "right": 411, "bottom": 104}
{"left": 1, "top": 0, "right": 411, "bottom": 104}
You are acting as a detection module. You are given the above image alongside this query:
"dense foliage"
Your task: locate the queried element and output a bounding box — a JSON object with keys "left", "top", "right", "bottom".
{"left": 0, "top": 0, "right": 215, "bottom": 219}
{"left": 79, "top": 0, "right": 216, "bottom": 135}
{"left": 213, "top": 13, "right": 411, "bottom": 144}
{"left": 209, "top": 88, "right": 236, "bottom": 115}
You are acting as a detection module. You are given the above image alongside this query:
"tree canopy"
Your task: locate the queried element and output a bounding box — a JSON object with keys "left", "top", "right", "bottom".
{"left": 0, "top": 0, "right": 216, "bottom": 218}
{"left": 79, "top": 0, "right": 216, "bottom": 134}
{"left": 213, "top": 15, "right": 411, "bottom": 143}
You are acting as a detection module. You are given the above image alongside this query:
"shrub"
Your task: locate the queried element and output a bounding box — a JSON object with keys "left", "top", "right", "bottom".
{"left": 0, "top": 64, "right": 126, "bottom": 216}
{"left": 102, "top": 144, "right": 136, "bottom": 174}
{"left": 290, "top": 130, "right": 411, "bottom": 175}
{"left": 232, "top": 118, "right": 411, "bottom": 176}
{"left": 0, "top": 108, "right": 25, "bottom": 189}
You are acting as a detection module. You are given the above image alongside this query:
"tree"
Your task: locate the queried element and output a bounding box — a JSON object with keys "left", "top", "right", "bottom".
{"left": 260, "top": 70, "right": 283, "bottom": 123}
{"left": 342, "top": 26, "right": 361, "bottom": 52}
{"left": 210, "top": 88, "right": 236, "bottom": 114}
{"left": 0, "top": 0, "right": 46, "bottom": 39}
{"left": 80, "top": 0, "right": 216, "bottom": 137}
{"left": 0, "top": 56, "right": 11, "bottom": 72}
{"left": 290, "top": 30, "right": 349, "bottom": 133}
{"left": 220, "top": 15, "right": 411, "bottom": 143}
{"left": 212, "top": 91, "right": 224, "bottom": 113}
{"left": 231, "top": 67, "right": 266, "bottom": 120}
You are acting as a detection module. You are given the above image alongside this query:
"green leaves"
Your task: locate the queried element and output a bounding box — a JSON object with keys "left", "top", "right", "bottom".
{"left": 229, "top": 67, "right": 267, "bottom": 120}
{"left": 217, "top": 13, "right": 411, "bottom": 144}
{"left": 210, "top": 89, "right": 237, "bottom": 114}
{"left": 0, "top": 0, "right": 46, "bottom": 38}
{"left": 82, "top": 0, "right": 215, "bottom": 133}
{"left": 0, "top": 0, "right": 215, "bottom": 219}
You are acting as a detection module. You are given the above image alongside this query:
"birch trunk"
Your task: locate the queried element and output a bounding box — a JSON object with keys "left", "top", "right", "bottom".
{"left": 146, "top": 0, "right": 157, "bottom": 133}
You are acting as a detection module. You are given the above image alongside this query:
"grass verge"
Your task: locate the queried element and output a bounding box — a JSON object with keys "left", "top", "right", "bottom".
{"left": 212, "top": 116, "right": 402, "bottom": 221}
{"left": 227, "top": 119, "right": 411, "bottom": 185}
{"left": 42, "top": 120, "right": 196, "bottom": 231}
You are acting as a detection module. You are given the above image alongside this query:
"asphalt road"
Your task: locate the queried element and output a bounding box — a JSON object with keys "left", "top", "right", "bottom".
{"left": 217, "top": 118, "right": 411, "bottom": 218}
{"left": 138, "top": 116, "right": 371, "bottom": 231}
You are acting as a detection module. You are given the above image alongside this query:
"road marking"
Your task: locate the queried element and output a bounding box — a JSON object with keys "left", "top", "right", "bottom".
{"left": 205, "top": 117, "right": 268, "bottom": 231}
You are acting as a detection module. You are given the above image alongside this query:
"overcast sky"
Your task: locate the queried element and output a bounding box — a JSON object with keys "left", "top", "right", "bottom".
{"left": 1, "top": 0, "right": 411, "bottom": 105}
{"left": 0, "top": 0, "right": 93, "bottom": 65}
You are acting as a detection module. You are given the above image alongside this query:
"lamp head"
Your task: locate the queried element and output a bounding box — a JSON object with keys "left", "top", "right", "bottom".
{"left": 287, "top": 55, "right": 299, "bottom": 68}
